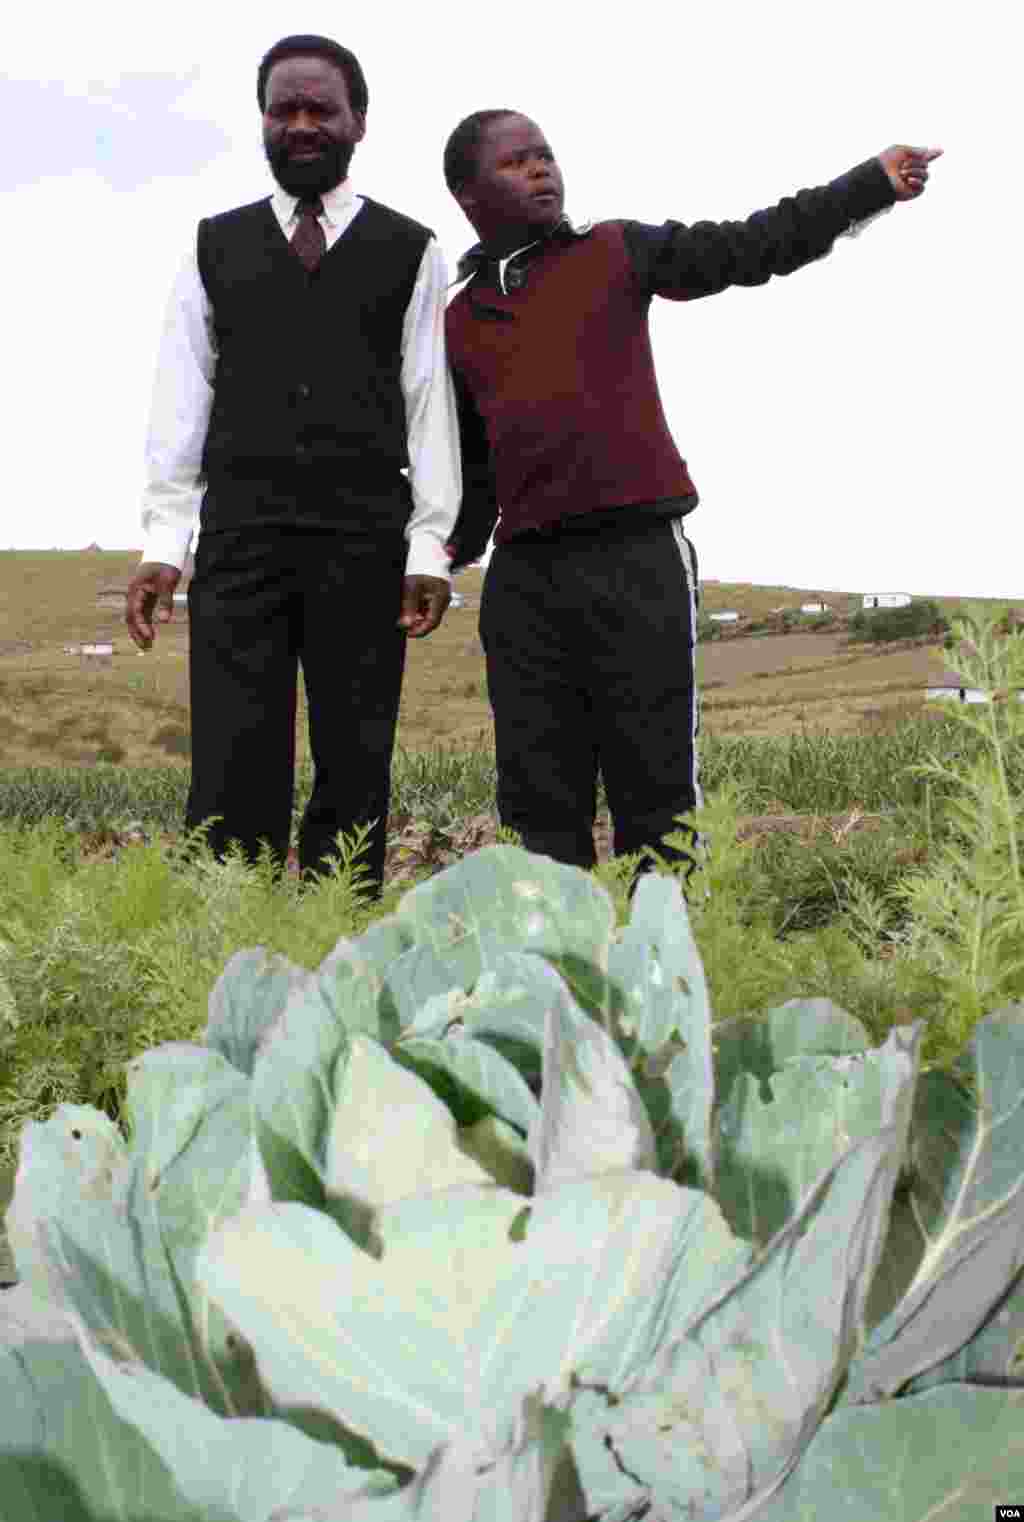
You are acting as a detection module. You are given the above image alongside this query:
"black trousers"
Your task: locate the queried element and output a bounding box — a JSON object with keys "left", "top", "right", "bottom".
{"left": 184, "top": 523, "right": 408, "bottom": 895}
{"left": 479, "top": 515, "right": 702, "bottom": 887}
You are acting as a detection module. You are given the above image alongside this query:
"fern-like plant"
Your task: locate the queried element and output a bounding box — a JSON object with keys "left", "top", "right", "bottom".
{"left": 894, "top": 604, "right": 1024, "bottom": 1059}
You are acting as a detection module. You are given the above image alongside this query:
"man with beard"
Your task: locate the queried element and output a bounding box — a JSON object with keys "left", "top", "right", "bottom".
{"left": 127, "top": 35, "right": 461, "bottom": 898}
{"left": 442, "top": 112, "right": 941, "bottom": 895}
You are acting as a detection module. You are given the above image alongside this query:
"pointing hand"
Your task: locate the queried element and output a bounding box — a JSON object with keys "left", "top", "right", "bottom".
{"left": 879, "top": 145, "right": 943, "bottom": 199}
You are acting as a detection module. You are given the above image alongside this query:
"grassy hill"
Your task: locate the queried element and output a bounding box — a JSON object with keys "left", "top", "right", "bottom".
{"left": 0, "top": 550, "right": 1019, "bottom": 765}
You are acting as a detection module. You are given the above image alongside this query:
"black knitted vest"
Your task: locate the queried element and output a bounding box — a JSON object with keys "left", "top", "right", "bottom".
{"left": 196, "top": 194, "right": 431, "bottom": 526}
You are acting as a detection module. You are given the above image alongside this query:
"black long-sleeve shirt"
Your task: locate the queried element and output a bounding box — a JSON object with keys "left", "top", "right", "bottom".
{"left": 445, "top": 156, "right": 898, "bottom": 568}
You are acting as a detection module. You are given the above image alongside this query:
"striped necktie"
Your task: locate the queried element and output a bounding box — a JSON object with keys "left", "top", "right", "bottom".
{"left": 292, "top": 197, "right": 326, "bottom": 272}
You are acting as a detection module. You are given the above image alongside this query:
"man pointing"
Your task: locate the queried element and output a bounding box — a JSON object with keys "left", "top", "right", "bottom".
{"left": 442, "top": 112, "right": 941, "bottom": 894}
{"left": 127, "top": 35, "right": 461, "bottom": 898}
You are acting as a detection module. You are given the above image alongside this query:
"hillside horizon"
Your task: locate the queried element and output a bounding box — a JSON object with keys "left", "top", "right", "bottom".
{"left": 1, "top": 549, "right": 1017, "bottom": 614}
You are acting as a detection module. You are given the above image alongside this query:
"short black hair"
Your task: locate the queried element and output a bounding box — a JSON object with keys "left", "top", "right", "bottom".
{"left": 257, "top": 35, "right": 368, "bottom": 116}
{"left": 443, "top": 109, "right": 519, "bottom": 193}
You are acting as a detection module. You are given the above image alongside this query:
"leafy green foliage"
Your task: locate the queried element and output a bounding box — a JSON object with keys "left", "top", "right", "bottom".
{"left": 2, "top": 713, "right": 1007, "bottom": 829}
{"left": 847, "top": 597, "right": 947, "bottom": 643}
{"left": 2, "top": 834, "right": 1023, "bottom": 1520}
{"left": 890, "top": 606, "right": 1024, "bottom": 1058}
{"left": 696, "top": 611, "right": 723, "bottom": 642}
{"left": 2, "top": 622, "right": 1022, "bottom": 1183}
{"left": 0, "top": 821, "right": 410, "bottom": 1169}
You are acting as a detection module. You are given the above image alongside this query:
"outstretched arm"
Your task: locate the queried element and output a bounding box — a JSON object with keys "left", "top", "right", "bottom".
{"left": 624, "top": 145, "right": 943, "bottom": 302}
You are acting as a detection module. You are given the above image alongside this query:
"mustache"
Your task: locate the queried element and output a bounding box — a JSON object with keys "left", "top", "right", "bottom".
{"left": 265, "top": 138, "right": 347, "bottom": 164}
{"left": 263, "top": 135, "right": 356, "bottom": 190}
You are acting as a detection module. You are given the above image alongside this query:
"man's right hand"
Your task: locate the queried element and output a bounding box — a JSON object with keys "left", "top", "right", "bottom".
{"left": 126, "top": 562, "right": 182, "bottom": 650}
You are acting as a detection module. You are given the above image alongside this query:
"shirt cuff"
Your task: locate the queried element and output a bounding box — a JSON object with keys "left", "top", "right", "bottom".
{"left": 139, "top": 522, "right": 195, "bottom": 572}
{"left": 405, "top": 530, "right": 452, "bottom": 581}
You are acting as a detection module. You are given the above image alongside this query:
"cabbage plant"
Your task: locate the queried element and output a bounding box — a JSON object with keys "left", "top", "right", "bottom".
{"left": 2, "top": 845, "right": 1023, "bottom": 1521}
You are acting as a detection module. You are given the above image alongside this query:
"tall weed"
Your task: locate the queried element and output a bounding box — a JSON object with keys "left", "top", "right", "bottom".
{"left": 888, "top": 606, "right": 1024, "bottom": 1061}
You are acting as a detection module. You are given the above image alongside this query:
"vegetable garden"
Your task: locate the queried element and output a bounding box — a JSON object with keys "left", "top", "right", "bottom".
{"left": 1, "top": 605, "right": 1022, "bottom": 1519}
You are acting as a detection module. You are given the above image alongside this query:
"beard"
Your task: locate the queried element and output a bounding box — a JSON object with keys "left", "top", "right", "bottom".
{"left": 263, "top": 135, "right": 357, "bottom": 198}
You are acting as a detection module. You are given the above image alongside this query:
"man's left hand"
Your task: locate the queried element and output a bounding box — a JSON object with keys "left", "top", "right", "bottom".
{"left": 879, "top": 144, "right": 943, "bottom": 199}
{"left": 397, "top": 575, "right": 451, "bottom": 638}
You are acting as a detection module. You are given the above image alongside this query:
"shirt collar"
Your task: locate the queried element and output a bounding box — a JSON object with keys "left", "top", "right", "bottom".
{"left": 271, "top": 178, "right": 357, "bottom": 226}
{"left": 454, "top": 215, "right": 592, "bottom": 291}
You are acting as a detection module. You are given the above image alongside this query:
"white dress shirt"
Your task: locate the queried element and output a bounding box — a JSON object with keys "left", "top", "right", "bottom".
{"left": 140, "top": 180, "right": 461, "bottom": 580}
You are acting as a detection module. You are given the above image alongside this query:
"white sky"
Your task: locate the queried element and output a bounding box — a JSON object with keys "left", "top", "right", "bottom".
{"left": 3, "top": 1, "right": 1019, "bottom": 597}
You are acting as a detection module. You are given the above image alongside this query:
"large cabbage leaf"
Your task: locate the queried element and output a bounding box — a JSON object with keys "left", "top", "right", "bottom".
{"left": 473, "top": 1171, "right": 746, "bottom": 1408}
{"left": 195, "top": 1190, "right": 528, "bottom": 1470}
{"left": 751, "top": 1383, "right": 1024, "bottom": 1520}
{"left": 394, "top": 845, "right": 617, "bottom": 990}
{"left": 609, "top": 872, "right": 715, "bottom": 1189}
{"left": 394, "top": 1025, "right": 539, "bottom": 1138}
{"left": 263, "top": 1391, "right": 574, "bottom": 1522}
{"left": 0, "top": 1328, "right": 399, "bottom": 1522}
{"left": 249, "top": 973, "right": 353, "bottom": 1211}
{"left": 571, "top": 1029, "right": 918, "bottom": 1519}
{"left": 316, "top": 917, "right": 417, "bottom": 1042}
{"left": 528, "top": 973, "right": 656, "bottom": 1193}
{"left": 7, "top": 1044, "right": 267, "bottom": 1419}
{"left": 714, "top": 1027, "right": 921, "bottom": 1246}
{"left": 4, "top": 1101, "right": 126, "bottom": 1298}
{"left": 0, "top": 1337, "right": 190, "bottom": 1522}
{"left": 75, "top": 1320, "right": 401, "bottom": 1520}
{"left": 326, "top": 1034, "right": 508, "bottom": 1225}
{"left": 370, "top": 941, "right": 471, "bottom": 1035}
{"left": 712, "top": 997, "right": 870, "bottom": 1111}
{"left": 457, "top": 949, "right": 589, "bottom": 1091}
{"left": 905, "top": 1261, "right": 1024, "bottom": 1392}
{"left": 842, "top": 1001, "right": 1024, "bottom": 1402}
{"left": 205, "top": 947, "right": 314, "bottom": 1077}
{"left": 195, "top": 1173, "right": 741, "bottom": 1506}
{"left": 248, "top": 946, "right": 537, "bottom": 1225}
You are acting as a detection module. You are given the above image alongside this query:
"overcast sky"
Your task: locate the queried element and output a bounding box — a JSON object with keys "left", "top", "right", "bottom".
{"left": 3, "top": 1, "right": 1019, "bottom": 597}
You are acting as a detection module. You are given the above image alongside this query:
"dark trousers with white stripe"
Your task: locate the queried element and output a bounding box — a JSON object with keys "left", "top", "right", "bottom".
{"left": 478, "top": 515, "right": 702, "bottom": 890}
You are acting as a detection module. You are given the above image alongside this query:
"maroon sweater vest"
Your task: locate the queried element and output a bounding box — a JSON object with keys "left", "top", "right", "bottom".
{"left": 446, "top": 222, "right": 695, "bottom": 542}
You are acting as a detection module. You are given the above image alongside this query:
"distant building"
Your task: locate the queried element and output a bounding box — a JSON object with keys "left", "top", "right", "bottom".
{"left": 83, "top": 542, "right": 103, "bottom": 552}
{"left": 801, "top": 602, "right": 830, "bottom": 614}
{"left": 925, "top": 665, "right": 1023, "bottom": 703}
{"left": 926, "top": 685, "right": 985, "bottom": 703}
{"left": 924, "top": 686, "right": 1024, "bottom": 704}
{"left": 708, "top": 611, "right": 739, "bottom": 623}
{"left": 863, "top": 592, "right": 911, "bottom": 609}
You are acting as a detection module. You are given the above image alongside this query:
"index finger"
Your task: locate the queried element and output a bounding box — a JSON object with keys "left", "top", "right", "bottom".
{"left": 910, "top": 146, "right": 943, "bottom": 162}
